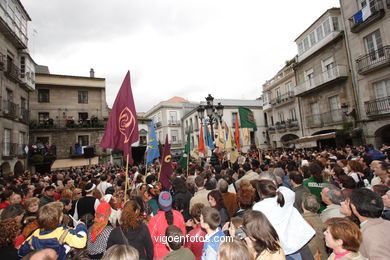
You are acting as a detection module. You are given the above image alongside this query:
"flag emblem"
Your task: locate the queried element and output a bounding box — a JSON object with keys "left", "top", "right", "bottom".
{"left": 119, "top": 107, "right": 137, "bottom": 143}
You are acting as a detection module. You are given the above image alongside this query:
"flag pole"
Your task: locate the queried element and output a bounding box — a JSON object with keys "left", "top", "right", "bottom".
{"left": 124, "top": 154, "right": 129, "bottom": 203}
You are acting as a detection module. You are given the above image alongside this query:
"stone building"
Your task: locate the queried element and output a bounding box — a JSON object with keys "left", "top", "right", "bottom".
{"left": 29, "top": 67, "right": 109, "bottom": 165}
{"left": 0, "top": 0, "right": 35, "bottom": 175}
{"left": 144, "top": 96, "right": 198, "bottom": 157}
{"left": 293, "top": 8, "right": 356, "bottom": 148}
{"left": 339, "top": 0, "right": 390, "bottom": 146}
{"left": 262, "top": 61, "right": 302, "bottom": 148}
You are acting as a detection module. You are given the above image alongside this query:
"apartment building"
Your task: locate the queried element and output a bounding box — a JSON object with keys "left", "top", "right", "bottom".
{"left": 262, "top": 61, "right": 302, "bottom": 148}
{"left": 293, "top": 8, "right": 356, "bottom": 148}
{"left": 182, "top": 99, "right": 267, "bottom": 152}
{"left": 339, "top": 0, "right": 390, "bottom": 146}
{"left": 144, "top": 96, "right": 198, "bottom": 156}
{"left": 29, "top": 68, "right": 109, "bottom": 162}
{"left": 0, "top": 0, "right": 35, "bottom": 176}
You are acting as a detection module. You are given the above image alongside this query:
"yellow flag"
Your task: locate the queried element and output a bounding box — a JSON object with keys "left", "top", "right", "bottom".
{"left": 243, "top": 128, "right": 250, "bottom": 145}
{"left": 216, "top": 120, "right": 225, "bottom": 151}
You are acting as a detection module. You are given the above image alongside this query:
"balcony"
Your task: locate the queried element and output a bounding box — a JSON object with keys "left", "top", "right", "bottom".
{"left": 5, "top": 60, "right": 21, "bottom": 82}
{"left": 17, "top": 144, "right": 27, "bottom": 158}
{"left": 155, "top": 121, "right": 162, "bottom": 128}
{"left": 295, "top": 65, "right": 348, "bottom": 96}
{"left": 271, "top": 91, "right": 295, "bottom": 107}
{"left": 2, "top": 142, "right": 17, "bottom": 159}
{"left": 356, "top": 46, "right": 390, "bottom": 74}
{"left": 286, "top": 120, "right": 300, "bottom": 130}
{"left": 275, "top": 122, "right": 287, "bottom": 133}
{"left": 171, "top": 140, "right": 182, "bottom": 146}
{"left": 365, "top": 96, "right": 390, "bottom": 116}
{"left": 263, "top": 102, "right": 272, "bottom": 111}
{"left": 2, "top": 100, "right": 18, "bottom": 119}
{"left": 20, "top": 107, "right": 29, "bottom": 124}
{"left": 307, "top": 109, "right": 345, "bottom": 128}
{"left": 268, "top": 126, "right": 276, "bottom": 134}
{"left": 349, "top": 0, "right": 385, "bottom": 33}
{"left": 168, "top": 120, "right": 181, "bottom": 126}
{"left": 29, "top": 119, "right": 107, "bottom": 130}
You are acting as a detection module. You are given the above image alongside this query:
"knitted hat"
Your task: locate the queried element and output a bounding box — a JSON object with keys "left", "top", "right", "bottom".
{"left": 158, "top": 191, "right": 172, "bottom": 212}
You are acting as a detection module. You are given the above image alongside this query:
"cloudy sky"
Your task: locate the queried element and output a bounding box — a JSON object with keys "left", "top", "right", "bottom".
{"left": 21, "top": 0, "right": 339, "bottom": 112}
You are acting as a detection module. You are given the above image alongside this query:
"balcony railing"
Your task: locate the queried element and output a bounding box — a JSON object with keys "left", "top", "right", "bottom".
{"left": 307, "top": 109, "right": 345, "bottom": 128}
{"left": 155, "top": 121, "right": 162, "bottom": 128}
{"left": 357, "top": 46, "right": 390, "bottom": 74}
{"left": 365, "top": 96, "right": 390, "bottom": 116}
{"left": 0, "top": 53, "right": 5, "bottom": 71}
{"left": 5, "top": 61, "right": 21, "bottom": 82}
{"left": 295, "top": 65, "right": 348, "bottom": 96}
{"left": 271, "top": 91, "right": 295, "bottom": 106}
{"left": 20, "top": 107, "right": 29, "bottom": 123}
{"left": 29, "top": 119, "right": 107, "bottom": 130}
{"left": 171, "top": 140, "right": 182, "bottom": 145}
{"left": 2, "top": 100, "right": 18, "bottom": 118}
{"left": 17, "top": 144, "right": 27, "bottom": 157}
{"left": 286, "top": 120, "right": 299, "bottom": 129}
{"left": 168, "top": 120, "right": 181, "bottom": 126}
{"left": 263, "top": 103, "right": 272, "bottom": 110}
{"left": 2, "top": 142, "right": 17, "bottom": 158}
{"left": 268, "top": 126, "right": 276, "bottom": 133}
{"left": 349, "top": 0, "right": 385, "bottom": 33}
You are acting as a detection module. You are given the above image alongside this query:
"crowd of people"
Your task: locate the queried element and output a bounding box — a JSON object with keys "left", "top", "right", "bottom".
{"left": 0, "top": 144, "right": 389, "bottom": 260}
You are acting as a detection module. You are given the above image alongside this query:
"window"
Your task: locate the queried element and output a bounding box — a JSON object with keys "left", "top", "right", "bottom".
{"left": 332, "top": 17, "right": 339, "bottom": 31}
{"left": 316, "top": 25, "right": 324, "bottom": 42}
{"left": 364, "top": 30, "right": 384, "bottom": 61}
{"left": 309, "top": 31, "right": 317, "bottom": 46}
{"left": 271, "top": 116, "right": 274, "bottom": 125}
{"left": 78, "top": 135, "right": 89, "bottom": 146}
{"left": 290, "top": 108, "right": 297, "bottom": 120}
{"left": 36, "top": 136, "right": 49, "bottom": 145}
{"left": 298, "top": 42, "right": 304, "bottom": 55}
{"left": 171, "top": 130, "right": 179, "bottom": 143}
{"left": 18, "top": 132, "right": 25, "bottom": 155}
{"left": 38, "top": 112, "right": 49, "bottom": 124}
{"left": 20, "top": 97, "right": 26, "bottom": 109}
{"left": 6, "top": 88, "right": 13, "bottom": 101}
{"left": 374, "top": 79, "right": 390, "bottom": 99}
{"left": 78, "top": 112, "right": 88, "bottom": 121}
{"left": 139, "top": 135, "right": 147, "bottom": 146}
{"left": 322, "top": 57, "right": 335, "bottom": 80}
{"left": 20, "top": 56, "right": 26, "bottom": 77}
{"left": 311, "top": 103, "right": 321, "bottom": 125}
{"left": 189, "top": 118, "right": 193, "bottom": 131}
{"left": 303, "top": 37, "right": 310, "bottom": 52}
{"left": 232, "top": 112, "right": 238, "bottom": 126}
{"left": 278, "top": 112, "right": 285, "bottom": 122}
{"left": 305, "top": 68, "right": 314, "bottom": 86}
{"left": 276, "top": 88, "right": 281, "bottom": 99}
{"left": 78, "top": 91, "right": 88, "bottom": 104}
{"left": 38, "top": 89, "right": 50, "bottom": 103}
{"left": 169, "top": 111, "right": 177, "bottom": 123}
{"left": 323, "top": 19, "right": 331, "bottom": 36}
{"left": 329, "top": 95, "right": 342, "bottom": 122}
{"left": 285, "top": 81, "right": 293, "bottom": 95}
{"left": 3, "top": 129, "right": 11, "bottom": 156}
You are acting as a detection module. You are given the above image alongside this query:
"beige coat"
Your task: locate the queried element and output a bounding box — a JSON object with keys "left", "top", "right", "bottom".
{"left": 302, "top": 212, "right": 327, "bottom": 260}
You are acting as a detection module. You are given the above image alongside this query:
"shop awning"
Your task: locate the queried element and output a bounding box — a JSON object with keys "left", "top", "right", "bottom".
{"left": 284, "top": 132, "right": 336, "bottom": 145}
{"left": 51, "top": 156, "right": 99, "bottom": 170}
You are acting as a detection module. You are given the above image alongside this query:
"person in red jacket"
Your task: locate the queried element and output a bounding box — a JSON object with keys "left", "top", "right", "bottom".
{"left": 148, "top": 191, "right": 186, "bottom": 259}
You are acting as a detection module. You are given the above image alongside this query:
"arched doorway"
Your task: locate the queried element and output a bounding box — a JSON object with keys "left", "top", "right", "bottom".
{"left": 374, "top": 124, "right": 390, "bottom": 147}
{"left": 14, "top": 161, "right": 24, "bottom": 176}
{"left": 281, "top": 134, "right": 299, "bottom": 148}
{"left": 1, "top": 162, "right": 11, "bottom": 177}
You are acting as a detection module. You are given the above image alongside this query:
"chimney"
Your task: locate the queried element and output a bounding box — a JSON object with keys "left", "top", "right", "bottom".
{"left": 90, "top": 68, "right": 95, "bottom": 78}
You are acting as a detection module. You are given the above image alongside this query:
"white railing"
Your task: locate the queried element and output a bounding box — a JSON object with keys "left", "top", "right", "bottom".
{"left": 295, "top": 65, "right": 348, "bottom": 96}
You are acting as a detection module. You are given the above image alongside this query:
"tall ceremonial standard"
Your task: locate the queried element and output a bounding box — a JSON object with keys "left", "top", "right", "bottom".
{"left": 100, "top": 71, "right": 139, "bottom": 164}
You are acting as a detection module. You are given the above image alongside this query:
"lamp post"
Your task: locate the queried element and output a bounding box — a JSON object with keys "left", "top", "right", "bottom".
{"left": 197, "top": 94, "right": 224, "bottom": 140}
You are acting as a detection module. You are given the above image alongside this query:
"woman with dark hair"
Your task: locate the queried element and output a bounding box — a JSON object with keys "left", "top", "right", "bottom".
{"left": 242, "top": 210, "right": 285, "bottom": 259}
{"left": 253, "top": 179, "right": 315, "bottom": 259}
{"left": 148, "top": 191, "right": 186, "bottom": 259}
{"left": 172, "top": 177, "right": 192, "bottom": 221}
{"left": 0, "top": 219, "right": 21, "bottom": 259}
{"left": 303, "top": 162, "right": 330, "bottom": 212}
{"left": 234, "top": 186, "right": 255, "bottom": 217}
{"left": 107, "top": 200, "right": 153, "bottom": 260}
{"left": 207, "top": 190, "right": 230, "bottom": 227}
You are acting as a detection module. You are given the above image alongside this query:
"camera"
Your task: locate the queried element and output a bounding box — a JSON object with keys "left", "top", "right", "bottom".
{"left": 235, "top": 227, "right": 247, "bottom": 240}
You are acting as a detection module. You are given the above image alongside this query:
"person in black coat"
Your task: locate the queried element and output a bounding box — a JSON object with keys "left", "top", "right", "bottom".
{"left": 172, "top": 177, "right": 192, "bottom": 221}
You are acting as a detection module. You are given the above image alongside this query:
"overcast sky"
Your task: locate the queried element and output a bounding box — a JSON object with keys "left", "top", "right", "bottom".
{"left": 21, "top": 0, "right": 339, "bottom": 112}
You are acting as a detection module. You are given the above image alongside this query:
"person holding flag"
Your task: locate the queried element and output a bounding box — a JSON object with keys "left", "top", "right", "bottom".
{"left": 146, "top": 120, "right": 160, "bottom": 166}
{"left": 159, "top": 135, "right": 173, "bottom": 190}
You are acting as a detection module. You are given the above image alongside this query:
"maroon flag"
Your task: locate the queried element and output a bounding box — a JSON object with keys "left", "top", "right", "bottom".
{"left": 100, "top": 71, "right": 139, "bottom": 164}
{"left": 160, "top": 135, "right": 173, "bottom": 189}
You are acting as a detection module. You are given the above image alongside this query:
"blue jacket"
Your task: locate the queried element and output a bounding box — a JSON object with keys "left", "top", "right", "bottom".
{"left": 201, "top": 228, "right": 225, "bottom": 260}
{"left": 19, "top": 224, "right": 87, "bottom": 260}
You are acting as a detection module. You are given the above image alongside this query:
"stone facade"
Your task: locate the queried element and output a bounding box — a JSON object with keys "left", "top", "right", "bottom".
{"left": 29, "top": 70, "right": 109, "bottom": 160}
{"left": 262, "top": 63, "right": 302, "bottom": 148}
{"left": 339, "top": 0, "right": 390, "bottom": 146}
{"left": 0, "top": 0, "right": 34, "bottom": 175}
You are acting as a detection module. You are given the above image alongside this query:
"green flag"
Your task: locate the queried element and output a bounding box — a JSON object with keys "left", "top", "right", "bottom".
{"left": 179, "top": 130, "right": 191, "bottom": 169}
{"left": 238, "top": 107, "right": 257, "bottom": 131}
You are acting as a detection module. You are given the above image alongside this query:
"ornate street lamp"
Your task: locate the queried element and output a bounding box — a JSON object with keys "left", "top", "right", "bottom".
{"left": 197, "top": 94, "right": 224, "bottom": 141}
